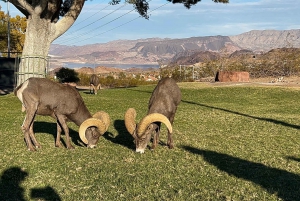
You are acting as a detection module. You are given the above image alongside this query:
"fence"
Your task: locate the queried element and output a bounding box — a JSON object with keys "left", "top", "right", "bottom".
{"left": 15, "top": 55, "right": 50, "bottom": 87}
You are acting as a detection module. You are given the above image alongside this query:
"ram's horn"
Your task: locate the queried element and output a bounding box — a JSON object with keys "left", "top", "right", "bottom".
{"left": 79, "top": 118, "right": 107, "bottom": 144}
{"left": 93, "top": 111, "right": 110, "bottom": 131}
{"left": 137, "top": 113, "right": 172, "bottom": 137}
{"left": 124, "top": 108, "right": 137, "bottom": 135}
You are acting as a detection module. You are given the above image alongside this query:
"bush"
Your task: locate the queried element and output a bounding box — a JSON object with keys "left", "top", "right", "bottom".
{"left": 55, "top": 67, "right": 80, "bottom": 83}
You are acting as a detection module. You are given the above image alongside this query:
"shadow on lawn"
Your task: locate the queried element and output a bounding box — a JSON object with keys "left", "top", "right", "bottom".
{"left": 126, "top": 88, "right": 300, "bottom": 130}
{"left": 33, "top": 122, "right": 84, "bottom": 147}
{"left": 0, "top": 167, "right": 61, "bottom": 201}
{"left": 183, "top": 100, "right": 300, "bottom": 130}
{"left": 182, "top": 146, "right": 300, "bottom": 201}
{"left": 104, "top": 119, "right": 168, "bottom": 151}
{"left": 286, "top": 156, "right": 300, "bottom": 163}
{"left": 102, "top": 119, "right": 135, "bottom": 150}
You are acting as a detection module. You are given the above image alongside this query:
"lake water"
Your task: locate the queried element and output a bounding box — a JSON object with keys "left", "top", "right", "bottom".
{"left": 62, "top": 62, "right": 159, "bottom": 69}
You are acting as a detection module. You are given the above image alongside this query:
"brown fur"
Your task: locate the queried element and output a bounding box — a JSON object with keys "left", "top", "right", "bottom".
{"left": 125, "top": 77, "right": 181, "bottom": 153}
{"left": 14, "top": 78, "right": 103, "bottom": 151}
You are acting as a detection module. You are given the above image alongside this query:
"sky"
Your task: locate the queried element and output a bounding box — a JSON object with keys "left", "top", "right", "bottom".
{"left": 1, "top": 0, "right": 300, "bottom": 46}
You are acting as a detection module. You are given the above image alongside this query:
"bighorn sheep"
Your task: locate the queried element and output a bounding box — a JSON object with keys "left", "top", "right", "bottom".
{"left": 124, "top": 77, "right": 181, "bottom": 153}
{"left": 14, "top": 78, "right": 110, "bottom": 151}
{"left": 90, "top": 74, "right": 101, "bottom": 95}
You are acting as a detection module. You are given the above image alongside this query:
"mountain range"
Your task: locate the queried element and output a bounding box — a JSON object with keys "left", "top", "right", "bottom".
{"left": 49, "top": 29, "right": 300, "bottom": 69}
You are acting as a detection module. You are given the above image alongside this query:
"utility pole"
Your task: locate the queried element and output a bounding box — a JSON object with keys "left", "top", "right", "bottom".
{"left": 7, "top": 1, "right": 10, "bottom": 58}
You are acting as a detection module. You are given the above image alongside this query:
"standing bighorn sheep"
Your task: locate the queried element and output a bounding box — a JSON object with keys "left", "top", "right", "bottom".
{"left": 124, "top": 77, "right": 181, "bottom": 153}
{"left": 14, "top": 78, "right": 110, "bottom": 151}
{"left": 90, "top": 74, "right": 101, "bottom": 95}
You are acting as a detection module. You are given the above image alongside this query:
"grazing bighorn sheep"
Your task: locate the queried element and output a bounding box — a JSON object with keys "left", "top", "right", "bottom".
{"left": 124, "top": 77, "right": 181, "bottom": 153}
{"left": 14, "top": 77, "right": 110, "bottom": 151}
{"left": 90, "top": 74, "right": 101, "bottom": 95}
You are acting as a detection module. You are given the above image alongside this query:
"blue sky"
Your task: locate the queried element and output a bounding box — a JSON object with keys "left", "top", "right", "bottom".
{"left": 1, "top": 0, "right": 299, "bottom": 46}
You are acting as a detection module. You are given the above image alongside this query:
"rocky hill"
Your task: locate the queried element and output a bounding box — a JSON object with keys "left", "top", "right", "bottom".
{"left": 49, "top": 29, "right": 300, "bottom": 68}
{"left": 229, "top": 29, "right": 300, "bottom": 52}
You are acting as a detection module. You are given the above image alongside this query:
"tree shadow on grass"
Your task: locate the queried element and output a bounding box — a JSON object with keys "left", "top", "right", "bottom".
{"left": 124, "top": 88, "right": 300, "bottom": 130}
{"left": 182, "top": 145, "right": 300, "bottom": 201}
{"left": 102, "top": 119, "right": 135, "bottom": 150}
{"left": 32, "top": 121, "right": 84, "bottom": 148}
{"left": 0, "top": 167, "right": 61, "bottom": 201}
{"left": 286, "top": 156, "right": 300, "bottom": 163}
{"left": 182, "top": 100, "right": 300, "bottom": 130}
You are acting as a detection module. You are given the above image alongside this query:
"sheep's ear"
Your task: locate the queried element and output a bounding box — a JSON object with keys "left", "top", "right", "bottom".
{"left": 79, "top": 118, "right": 106, "bottom": 144}
{"left": 132, "top": 129, "right": 137, "bottom": 139}
{"left": 124, "top": 108, "right": 137, "bottom": 135}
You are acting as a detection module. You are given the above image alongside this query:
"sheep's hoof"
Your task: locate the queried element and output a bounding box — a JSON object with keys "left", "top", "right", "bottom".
{"left": 67, "top": 145, "right": 75, "bottom": 150}
{"left": 28, "top": 147, "right": 36, "bottom": 151}
{"left": 55, "top": 142, "right": 63, "bottom": 148}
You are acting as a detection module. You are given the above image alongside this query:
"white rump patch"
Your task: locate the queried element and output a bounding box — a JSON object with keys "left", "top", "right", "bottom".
{"left": 16, "top": 80, "right": 29, "bottom": 107}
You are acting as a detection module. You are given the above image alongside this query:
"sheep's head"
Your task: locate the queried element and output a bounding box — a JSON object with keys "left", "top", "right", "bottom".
{"left": 124, "top": 108, "right": 172, "bottom": 153}
{"left": 79, "top": 111, "right": 110, "bottom": 148}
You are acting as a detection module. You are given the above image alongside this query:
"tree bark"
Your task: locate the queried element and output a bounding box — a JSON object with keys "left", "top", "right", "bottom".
{"left": 11, "top": 0, "right": 85, "bottom": 86}
{"left": 17, "top": 15, "right": 53, "bottom": 85}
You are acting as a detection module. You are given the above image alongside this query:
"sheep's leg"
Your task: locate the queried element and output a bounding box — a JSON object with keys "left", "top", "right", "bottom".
{"left": 29, "top": 122, "right": 41, "bottom": 148}
{"left": 167, "top": 115, "right": 175, "bottom": 149}
{"left": 167, "top": 132, "right": 174, "bottom": 149}
{"left": 151, "top": 123, "right": 160, "bottom": 150}
{"left": 55, "top": 122, "right": 63, "bottom": 148}
{"left": 21, "top": 111, "right": 36, "bottom": 151}
{"left": 91, "top": 84, "right": 95, "bottom": 94}
{"left": 21, "top": 95, "right": 40, "bottom": 151}
{"left": 55, "top": 114, "right": 74, "bottom": 149}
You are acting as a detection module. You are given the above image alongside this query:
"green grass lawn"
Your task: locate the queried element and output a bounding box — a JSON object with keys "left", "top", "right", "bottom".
{"left": 0, "top": 83, "right": 299, "bottom": 201}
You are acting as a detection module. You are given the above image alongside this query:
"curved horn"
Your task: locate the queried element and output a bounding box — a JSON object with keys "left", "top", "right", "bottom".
{"left": 137, "top": 113, "right": 173, "bottom": 137}
{"left": 79, "top": 118, "right": 106, "bottom": 144}
{"left": 93, "top": 111, "right": 110, "bottom": 131}
{"left": 124, "top": 108, "right": 137, "bottom": 135}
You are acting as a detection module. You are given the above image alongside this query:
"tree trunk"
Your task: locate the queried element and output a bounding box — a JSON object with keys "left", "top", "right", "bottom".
{"left": 13, "top": 0, "right": 86, "bottom": 87}
{"left": 17, "top": 15, "right": 54, "bottom": 86}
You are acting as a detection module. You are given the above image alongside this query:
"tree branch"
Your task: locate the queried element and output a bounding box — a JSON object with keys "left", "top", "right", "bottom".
{"left": 9, "top": 0, "right": 33, "bottom": 16}
{"left": 52, "top": 0, "right": 85, "bottom": 42}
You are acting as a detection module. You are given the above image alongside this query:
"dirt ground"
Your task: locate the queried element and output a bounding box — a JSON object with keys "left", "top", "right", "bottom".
{"left": 212, "top": 76, "right": 300, "bottom": 88}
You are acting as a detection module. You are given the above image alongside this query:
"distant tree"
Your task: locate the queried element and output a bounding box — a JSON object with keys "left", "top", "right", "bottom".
{"left": 0, "top": 9, "right": 26, "bottom": 56}
{"left": 105, "top": 75, "right": 115, "bottom": 88}
{"left": 171, "top": 67, "right": 183, "bottom": 82}
{"left": 118, "top": 72, "right": 126, "bottom": 79}
{"left": 2, "top": 0, "right": 228, "bottom": 86}
{"left": 55, "top": 67, "right": 80, "bottom": 83}
{"left": 0, "top": 11, "right": 6, "bottom": 51}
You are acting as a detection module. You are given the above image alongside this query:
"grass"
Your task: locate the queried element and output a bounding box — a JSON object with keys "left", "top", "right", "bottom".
{"left": 0, "top": 82, "right": 299, "bottom": 201}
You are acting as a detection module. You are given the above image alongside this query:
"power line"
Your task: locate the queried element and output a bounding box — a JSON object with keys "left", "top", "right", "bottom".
{"left": 72, "top": 1, "right": 110, "bottom": 28}
{"left": 55, "top": 3, "right": 129, "bottom": 44}
{"left": 57, "top": 0, "right": 170, "bottom": 46}
{"left": 67, "top": 2, "right": 170, "bottom": 45}
{"left": 73, "top": 4, "right": 111, "bottom": 28}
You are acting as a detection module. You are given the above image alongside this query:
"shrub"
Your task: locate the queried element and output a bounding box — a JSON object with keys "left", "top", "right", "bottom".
{"left": 55, "top": 67, "right": 80, "bottom": 83}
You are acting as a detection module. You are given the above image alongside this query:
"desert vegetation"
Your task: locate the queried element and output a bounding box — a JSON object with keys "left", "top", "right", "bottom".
{"left": 164, "top": 48, "right": 300, "bottom": 82}
{"left": 49, "top": 48, "right": 300, "bottom": 88}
